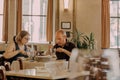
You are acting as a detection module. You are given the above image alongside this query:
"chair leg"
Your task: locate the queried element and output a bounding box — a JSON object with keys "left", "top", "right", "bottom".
{"left": 0, "top": 69, "right": 6, "bottom": 80}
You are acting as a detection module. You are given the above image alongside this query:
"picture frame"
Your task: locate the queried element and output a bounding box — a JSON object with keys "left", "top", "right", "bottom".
{"left": 61, "top": 22, "right": 71, "bottom": 29}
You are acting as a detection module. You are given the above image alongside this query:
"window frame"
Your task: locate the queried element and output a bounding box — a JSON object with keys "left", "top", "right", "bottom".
{"left": 18, "top": 0, "right": 49, "bottom": 44}
{"left": 110, "top": 0, "right": 120, "bottom": 48}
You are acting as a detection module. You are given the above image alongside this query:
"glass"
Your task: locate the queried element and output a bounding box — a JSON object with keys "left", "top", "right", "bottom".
{"left": 0, "top": 0, "right": 4, "bottom": 14}
{"left": 22, "top": 0, "right": 48, "bottom": 15}
{"left": 50, "top": 48, "right": 56, "bottom": 58}
{"left": 110, "top": 1, "right": 118, "bottom": 17}
{"left": 110, "top": 18, "right": 120, "bottom": 48}
{"left": 119, "top": 1, "right": 120, "bottom": 16}
{"left": 26, "top": 49, "right": 35, "bottom": 61}
{"left": 45, "top": 61, "right": 67, "bottom": 77}
{"left": 22, "top": 16, "right": 47, "bottom": 42}
{"left": 44, "top": 44, "right": 56, "bottom": 58}
{"left": 110, "top": 18, "right": 118, "bottom": 48}
{"left": 0, "top": 0, "right": 3, "bottom": 42}
{"left": 110, "top": 0, "right": 120, "bottom": 48}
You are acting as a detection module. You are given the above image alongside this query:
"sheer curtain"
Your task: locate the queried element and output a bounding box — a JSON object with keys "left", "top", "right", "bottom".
{"left": 101, "top": 0, "right": 110, "bottom": 48}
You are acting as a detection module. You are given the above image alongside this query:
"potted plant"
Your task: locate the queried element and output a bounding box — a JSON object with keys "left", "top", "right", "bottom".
{"left": 71, "top": 31, "right": 95, "bottom": 49}
{"left": 71, "top": 30, "right": 95, "bottom": 57}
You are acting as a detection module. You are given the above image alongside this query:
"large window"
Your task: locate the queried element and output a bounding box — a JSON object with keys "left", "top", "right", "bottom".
{"left": 22, "top": 0, "right": 48, "bottom": 43}
{"left": 110, "top": 0, "right": 120, "bottom": 48}
{"left": 0, "top": 0, "right": 4, "bottom": 42}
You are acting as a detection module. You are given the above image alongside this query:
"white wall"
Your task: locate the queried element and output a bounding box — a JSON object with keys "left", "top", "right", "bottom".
{"left": 58, "top": 0, "right": 102, "bottom": 55}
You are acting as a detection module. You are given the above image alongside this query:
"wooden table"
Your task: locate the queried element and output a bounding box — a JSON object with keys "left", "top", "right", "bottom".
{"left": 5, "top": 69, "right": 90, "bottom": 80}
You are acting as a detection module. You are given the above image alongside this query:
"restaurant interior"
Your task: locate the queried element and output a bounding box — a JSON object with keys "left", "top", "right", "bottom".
{"left": 0, "top": 0, "right": 119, "bottom": 80}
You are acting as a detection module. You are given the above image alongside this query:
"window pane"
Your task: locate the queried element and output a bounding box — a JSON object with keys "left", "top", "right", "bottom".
{"left": 110, "top": 0, "right": 120, "bottom": 48}
{"left": 118, "top": 19, "right": 120, "bottom": 47}
{"left": 119, "top": 1, "right": 120, "bottom": 16}
{"left": 22, "top": 16, "right": 47, "bottom": 42}
{"left": 110, "top": 1, "right": 118, "bottom": 17}
{"left": 0, "top": 0, "right": 4, "bottom": 14}
{"left": 0, "top": 16, "right": 3, "bottom": 41}
{"left": 110, "top": 18, "right": 118, "bottom": 48}
{"left": 22, "top": 0, "right": 48, "bottom": 15}
{"left": 0, "top": 0, "right": 4, "bottom": 42}
{"left": 22, "top": 0, "right": 48, "bottom": 43}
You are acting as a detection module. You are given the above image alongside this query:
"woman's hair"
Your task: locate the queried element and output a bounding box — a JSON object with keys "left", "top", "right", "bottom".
{"left": 15, "top": 30, "right": 30, "bottom": 43}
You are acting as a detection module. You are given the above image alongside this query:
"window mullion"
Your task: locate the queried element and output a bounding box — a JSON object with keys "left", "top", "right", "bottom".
{"left": 117, "top": 1, "right": 119, "bottom": 48}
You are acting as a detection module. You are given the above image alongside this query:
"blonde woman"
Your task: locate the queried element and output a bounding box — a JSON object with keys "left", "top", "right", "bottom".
{"left": 3, "top": 30, "right": 30, "bottom": 63}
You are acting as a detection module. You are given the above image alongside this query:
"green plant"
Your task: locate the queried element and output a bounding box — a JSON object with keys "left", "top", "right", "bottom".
{"left": 88, "top": 32, "right": 95, "bottom": 50}
{"left": 71, "top": 30, "right": 95, "bottom": 50}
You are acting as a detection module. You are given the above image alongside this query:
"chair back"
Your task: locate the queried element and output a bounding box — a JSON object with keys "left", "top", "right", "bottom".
{"left": 0, "top": 66, "right": 6, "bottom": 80}
{"left": 0, "top": 56, "right": 11, "bottom": 71}
{"left": 86, "top": 57, "right": 109, "bottom": 80}
{"left": 17, "top": 58, "right": 23, "bottom": 70}
{"left": 4, "top": 62, "right": 11, "bottom": 71}
{"left": 0, "top": 57, "right": 5, "bottom": 66}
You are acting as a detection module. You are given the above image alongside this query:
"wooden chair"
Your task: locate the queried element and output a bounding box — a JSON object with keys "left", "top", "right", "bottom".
{"left": 17, "top": 58, "right": 23, "bottom": 70}
{"left": 0, "top": 56, "right": 11, "bottom": 80}
{"left": 4, "top": 62, "right": 11, "bottom": 71}
{"left": 0, "top": 56, "right": 11, "bottom": 71}
{"left": 86, "top": 57, "right": 109, "bottom": 80}
{"left": 93, "top": 57, "right": 109, "bottom": 80}
{"left": 0, "top": 66, "right": 6, "bottom": 80}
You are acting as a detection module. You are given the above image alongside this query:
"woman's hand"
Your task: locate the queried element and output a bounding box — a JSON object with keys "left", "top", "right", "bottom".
{"left": 19, "top": 50, "right": 27, "bottom": 55}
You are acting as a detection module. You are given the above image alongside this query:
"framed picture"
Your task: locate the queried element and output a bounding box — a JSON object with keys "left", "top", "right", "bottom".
{"left": 61, "top": 22, "right": 71, "bottom": 29}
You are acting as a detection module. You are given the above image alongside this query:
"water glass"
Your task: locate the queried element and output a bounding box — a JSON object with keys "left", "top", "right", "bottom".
{"left": 51, "top": 48, "right": 56, "bottom": 58}
{"left": 26, "top": 50, "right": 35, "bottom": 61}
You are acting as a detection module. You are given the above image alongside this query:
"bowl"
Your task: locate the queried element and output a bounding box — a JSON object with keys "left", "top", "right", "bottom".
{"left": 34, "top": 55, "right": 52, "bottom": 62}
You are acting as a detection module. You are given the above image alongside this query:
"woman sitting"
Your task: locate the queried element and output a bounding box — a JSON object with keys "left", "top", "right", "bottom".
{"left": 3, "top": 30, "right": 30, "bottom": 63}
